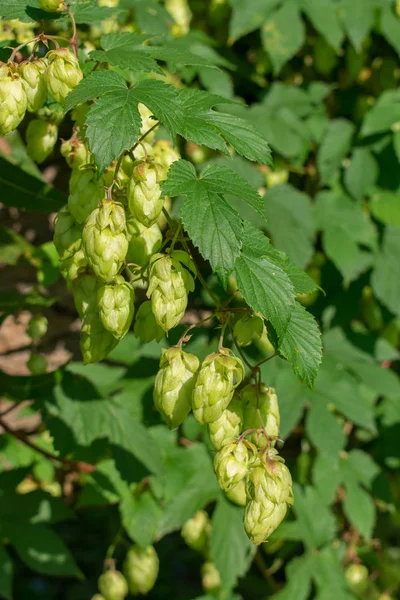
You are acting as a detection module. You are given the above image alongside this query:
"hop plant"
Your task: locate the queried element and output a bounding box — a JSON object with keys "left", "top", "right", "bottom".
{"left": 45, "top": 48, "right": 83, "bottom": 104}
{"left": 80, "top": 313, "right": 119, "bottom": 364}
{"left": 192, "top": 348, "right": 245, "bottom": 424}
{"left": 72, "top": 273, "right": 101, "bottom": 318}
{"left": 83, "top": 202, "right": 128, "bottom": 282}
{"left": 214, "top": 441, "right": 249, "bottom": 491}
{"left": 68, "top": 167, "right": 105, "bottom": 224}
{"left": 241, "top": 384, "right": 280, "bottom": 448}
{"left": 165, "top": 0, "right": 192, "bottom": 37}
{"left": 27, "top": 315, "right": 48, "bottom": 340}
{"left": 91, "top": 595, "right": 106, "bottom": 600}
{"left": 61, "top": 137, "right": 91, "bottom": 170}
{"left": 147, "top": 252, "right": 195, "bottom": 332}
{"left": 181, "top": 510, "right": 211, "bottom": 554}
{"left": 244, "top": 493, "right": 288, "bottom": 545}
{"left": 97, "top": 276, "right": 135, "bottom": 339}
{"left": 38, "top": 0, "right": 64, "bottom": 10}
{"left": 201, "top": 562, "right": 221, "bottom": 594}
{"left": 138, "top": 103, "right": 158, "bottom": 140}
{"left": 60, "top": 247, "right": 88, "bottom": 284}
{"left": 233, "top": 313, "right": 264, "bottom": 347}
{"left": 208, "top": 395, "right": 243, "bottom": 450}
{"left": 0, "top": 63, "right": 27, "bottom": 136}
{"left": 152, "top": 140, "right": 180, "bottom": 174}
{"left": 345, "top": 564, "right": 369, "bottom": 595}
{"left": 27, "top": 353, "right": 47, "bottom": 375}
{"left": 53, "top": 207, "right": 83, "bottom": 261}
{"left": 133, "top": 300, "right": 164, "bottom": 343}
{"left": 153, "top": 347, "right": 199, "bottom": 428}
{"left": 126, "top": 216, "right": 162, "bottom": 267}
{"left": 98, "top": 570, "right": 128, "bottom": 600}
{"left": 128, "top": 161, "right": 165, "bottom": 227}
{"left": 225, "top": 480, "right": 247, "bottom": 506}
{"left": 123, "top": 545, "right": 159, "bottom": 596}
{"left": 26, "top": 119, "right": 58, "bottom": 164}
{"left": 19, "top": 58, "right": 47, "bottom": 113}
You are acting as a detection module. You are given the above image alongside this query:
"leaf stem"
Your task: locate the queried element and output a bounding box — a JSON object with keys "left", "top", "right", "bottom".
{"left": 177, "top": 314, "right": 216, "bottom": 347}
{"left": 130, "top": 122, "right": 159, "bottom": 153}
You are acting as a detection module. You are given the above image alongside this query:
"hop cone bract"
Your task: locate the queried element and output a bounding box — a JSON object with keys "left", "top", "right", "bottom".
{"left": 233, "top": 313, "right": 263, "bottom": 346}
{"left": 208, "top": 395, "right": 243, "bottom": 450}
{"left": 0, "top": 63, "right": 27, "bottom": 136}
{"left": 98, "top": 276, "right": 135, "bottom": 339}
{"left": 126, "top": 216, "right": 162, "bottom": 267}
{"left": 61, "top": 137, "right": 90, "bottom": 170}
{"left": 72, "top": 274, "right": 101, "bottom": 319}
{"left": 45, "top": 48, "right": 83, "bottom": 104}
{"left": 68, "top": 167, "right": 104, "bottom": 224}
{"left": 214, "top": 441, "right": 248, "bottom": 491}
{"left": 123, "top": 545, "right": 159, "bottom": 596}
{"left": 128, "top": 161, "right": 165, "bottom": 227}
{"left": 241, "top": 384, "right": 280, "bottom": 447}
{"left": 225, "top": 480, "right": 247, "bottom": 506}
{"left": 53, "top": 207, "right": 82, "bottom": 260}
{"left": 26, "top": 119, "right": 58, "bottom": 164}
{"left": 98, "top": 570, "right": 128, "bottom": 600}
{"left": 19, "top": 58, "right": 47, "bottom": 112}
{"left": 80, "top": 313, "right": 119, "bottom": 364}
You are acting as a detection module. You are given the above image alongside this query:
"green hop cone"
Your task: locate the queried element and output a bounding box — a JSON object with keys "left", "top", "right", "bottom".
{"left": 128, "top": 161, "right": 165, "bottom": 227}
{"left": 139, "top": 103, "right": 158, "bottom": 140}
{"left": 98, "top": 570, "right": 128, "bottom": 600}
{"left": 153, "top": 346, "right": 199, "bottom": 428}
{"left": 244, "top": 495, "right": 287, "bottom": 545}
{"left": 123, "top": 545, "right": 159, "bottom": 596}
{"left": 345, "top": 564, "right": 369, "bottom": 596}
{"left": 80, "top": 312, "right": 119, "bottom": 364}
{"left": 201, "top": 562, "right": 221, "bottom": 594}
{"left": 0, "top": 62, "right": 27, "bottom": 136}
{"left": 98, "top": 276, "right": 135, "bottom": 339}
{"left": 38, "top": 0, "right": 64, "bottom": 10}
{"left": 27, "top": 315, "right": 48, "bottom": 340}
{"left": 26, "top": 119, "right": 58, "bottom": 164}
{"left": 133, "top": 300, "right": 164, "bottom": 343}
{"left": 147, "top": 252, "right": 195, "bottom": 332}
{"left": 68, "top": 167, "right": 104, "bottom": 224}
{"left": 19, "top": 58, "right": 47, "bottom": 112}
{"left": 91, "top": 595, "right": 106, "bottom": 600}
{"left": 152, "top": 140, "right": 180, "bottom": 175}
{"left": 60, "top": 247, "right": 88, "bottom": 285}
{"left": 192, "top": 348, "right": 244, "bottom": 424}
{"left": 45, "top": 48, "right": 83, "bottom": 105}
{"left": 61, "top": 137, "right": 91, "bottom": 170}
{"left": 208, "top": 395, "right": 243, "bottom": 451}
{"left": 72, "top": 273, "right": 101, "bottom": 318}
{"left": 225, "top": 479, "right": 247, "bottom": 506}
{"left": 233, "top": 313, "right": 264, "bottom": 347}
{"left": 214, "top": 441, "right": 248, "bottom": 491}
{"left": 83, "top": 202, "right": 128, "bottom": 282}
{"left": 53, "top": 207, "right": 83, "bottom": 261}
{"left": 241, "top": 384, "right": 280, "bottom": 448}
{"left": 27, "top": 352, "right": 47, "bottom": 375}
{"left": 181, "top": 510, "right": 211, "bottom": 554}
{"left": 126, "top": 216, "right": 162, "bottom": 267}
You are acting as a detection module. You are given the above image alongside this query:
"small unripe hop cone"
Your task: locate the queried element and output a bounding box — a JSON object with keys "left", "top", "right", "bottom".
{"left": 53, "top": 208, "right": 83, "bottom": 261}
{"left": 0, "top": 63, "right": 27, "bottom": 136}
{"left": 80, "top": 313, "right": 118, "bottom": 364}
{"left": 98, "top": 570, "right": 128, "bottom": 600}
{"left": 181, "top": 510, "right": 211, "bottom": 554}
{"left": 126, "top": 216, "right": 162, "bottom": 267}
{"left": 26, "top": 119, "right": 58, "bottom": 164}
{"left": 233, "top": 313, "right": 263, "bottom": 347}
{"left": 123, "top": 545, "right": 159, "bottom": 596}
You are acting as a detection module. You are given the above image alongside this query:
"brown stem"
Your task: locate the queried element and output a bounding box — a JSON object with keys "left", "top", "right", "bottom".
{"left": 250, "top": 352, "right": 278, "bottom": 373}
{"left": 68, "top": 10, "right": 78, "bottom": 56}
{"left": 0, "top": 417, "right": 95, "bottom": 473}
{"left": 0, "top": 402, "right": 20, "bottom": 418}
{"left": 177, "top": 314, "right": 216, "bottom": 347}
{"left": 131, "top": 122, "right": 159, "bottom": 153}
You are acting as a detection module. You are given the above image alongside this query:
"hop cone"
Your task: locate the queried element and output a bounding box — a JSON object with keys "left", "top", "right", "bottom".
{"left": 27, "top": 315, "right": 48, "bottom": 340}
{"left": 152, "top": 140, "right": 180, "bottom": 175}
{"left": 80, "top": 312, "right": 118, "bottom": 364}
{"left": 134, "top": 300, "right": 164, "bottom": 343}
{"left": 60, "top": 247, "right": 88, "bottom": 284}
{"left": 19, "top": 58, "right": 47, "bottom": 112}
{"left": 53, "top": 207, "right": 82, "bottom": 260}
{"left": 128, "top": 161, "right": 165, "bottom": 227}
{"left": 214, "top": 441, "right": 248, "bottom": 491}
{"left": 98, "top": 275, "right": 135, "bottom": 339}
{"left": 153, "top": 346, "right": 199, "bottom": 428}
{"left": 26, "top": 119, "right": 58, "bottom": 164}
{"left": 233, "top": 313, "right": 263, "bottom": 347}
{"left": 45, "top": 48, "right": 83, "bottom": 104}
{"left": 208, "top": 396, "right": 243, "bottom": 451}
{"left": 91, "top": 595, "right": 106, "bottom": 600}
{"left": 345, "top": 564, "right": 369, "bottom": 595}
{"left": 0, "top": 63, "right": 27, "bottom": 136}
{"left": 83, "top": 202, "right": 128, "bottom": 282}
{"left": 98, "top": 570, "right": 128, "bottom": 600}
{"left": 72, "top": 274, "right": 101, "bottom": 319}
{"left": 192, "top": 348, "right": 244, "bottom": 424}
{"left": 123, "top": 545, "right": 159, "bottom": 596}
{"left": 147, "top": 252, "right": 195, "bottom": 332}
{"left": 225, "top": 480, "right": 247, "bottom": 506}
{"left": 61, "top": 137, "right": 90, "bottom": 170}
{"left": 244, "top": 495, "right": 287, "bottom": 545}
{"left": 126, "top": 216, "right": 162, "bottom": 267}
{"left": 139, "top": 103, "right": 158, "bottom": 140}
{"left": 103, "top": 161, "right": 129, "bottom": 188}
{"left": 68, "top": 167, "right": 104, "bottom": 224}
{"left": 241, "top": 384, "right": 280, "bottom": 448}
{"left": 181, "top": 510, "right": 210, "bottom": 554}
{"left": 38, "top": 0, "right": 64, "bottom": 10}
{"left": 27, "top": 352, "right": 47, "bottom": 375}
{"left": 201, "top": 562, "right": 221, "bottom": 594}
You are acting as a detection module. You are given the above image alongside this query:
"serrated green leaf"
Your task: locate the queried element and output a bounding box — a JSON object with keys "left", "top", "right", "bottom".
{"left": 313, "top": 454, "right": 341, "bottom": 505}
{"left": 65, "top": 70, "right": 127, "bottom": 112}
{"left": 344, "top": 148, "right": 379, "bottom": 200}
{"left": 121, "top": 490, "right": 163, "bottom": 548}
{"left": 306, "top": 394, "right": 346, "bottom": 458}
{"left": 279, "top": 302, "right": 322, "bottom": 388}
{"left": 210, "top": 495, "right": 254, "bottom": 592}
{"left": 340, "top": 449, "right": 380, "bottom": 490}
{"left": 370, "top": 190, "right": 400, "bottom": 228}
{"left": 301, "top": 0, "right": 343, "bottom": 50}
{"left": 271, "top": 554, "right": 313, "bottom": 600}
{"left": 380, "top": 7, "right": 400, "bottom": 57}
{"left": 73, "top": 3, "right": 123, "bottom": 24}
{"left": 0, "top": 546, "right": 13, "bottom": 600}
{"left": 131, "top": 0, "right": 173, "bottom": 34}
{"left": 282, "top": 258, "right": 320, "bottom": 295}
{"left": 361, "top": 89, "right": 400, "bottom": 137}
{"left": 339, "top": 0, "right": 375, "bottom": 51}
{"left": 0, "top": 0, "right": 58, "bottom": 21}
{"left": 228, "top": 0, "right": 280, "bottom": 43}
{"left": 317, "top": 119, "right": 355, "bottom": 184}
{"left": 85, "top": 89, "right": 141, "bottom": 172}
{"left": 261, "top": 0, "right": 305, "bottom": 74}
{"left": 292, "top": 484, "right": 336, "bottom": 548}
{"left": 343, "top": 482, "right": 376, "bottom": 540}
{"left": 90, "top": 32, "right": 162, "bottom": 73}
{"left": 371, "top": 226, "right": 400, "bottom": 317}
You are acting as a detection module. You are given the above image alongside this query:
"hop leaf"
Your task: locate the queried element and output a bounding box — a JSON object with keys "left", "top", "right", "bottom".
{"left": 80, "top": 312, "right": 119, "bottom": 364}
{"left": 181, "top": 510, "right": 211, "bottom": 554}
{"left": 98, "top": 570, "right": 128, "bottom": 600}
{"left": 133, "top": 300, "right": 164, "bottom": 343}
{"left": 153, "top": 346, "right": 199, "bottom": 428}
{"left": 26, "top": 119, "right": 58, "bottom": 164}
{"left": 241, "top": 384, "right": 280, "bottom": 448}
{"left": 128, "top": 161, "right": 165, "bottom": 227}
{"left": 126, "top": 216, "right": 162, "bottom": 267}
{"left": 83, "top": 202, "right": 128, "bottom": 282}
{"left": 53, "top": 208, "right": 83, "bottom": 260}
{"left": 233, "top": 313, "right": 264, "bottom": 347}
{"left": 123, "top": 545, "right": 159, "bottom": 596}
{"left": 147, "top": 253, "right": 195, "bottom": 332}
{"left": 68, "top": 167, "right": 105, "bottom": 224}
{"left": 19, "top": 58, "right": 48, "bottom": 113}
{"left": 192, "top": 348, "right": 244, "bottom": 424}
{"left": 45, "top": 48, "right": 83, "bottom": 105}
{"left": 208, "top": 395, "right": 243, "bottom": 451}
{"left": 0, "top": 63, "right": 27, "bottom": 137}
{"left": 214, "top": 441, "right": 249, "bottom": 491}
{"left": 98, "top": 276, "right": 135, "bottom": 339}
